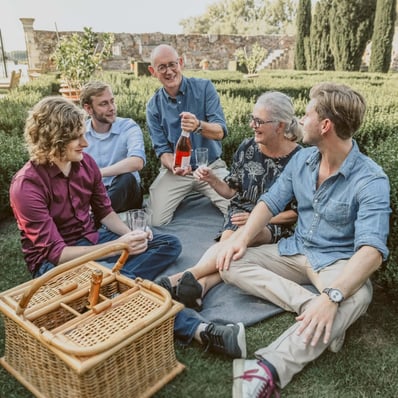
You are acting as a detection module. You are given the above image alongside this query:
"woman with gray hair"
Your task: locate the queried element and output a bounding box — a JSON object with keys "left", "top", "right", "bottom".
{"left": 157, "top": 91, "right": 302, "bottom": 310}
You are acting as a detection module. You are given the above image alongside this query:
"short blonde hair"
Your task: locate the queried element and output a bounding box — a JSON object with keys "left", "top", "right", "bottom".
{"left": 310, "top": 82, "right": 366, "bottom": 139}
{"left": 24, "top": 96, "right": 86, "bottom": 164}
{"left": 80, "top": 81, "right": 111, "bottom": 107}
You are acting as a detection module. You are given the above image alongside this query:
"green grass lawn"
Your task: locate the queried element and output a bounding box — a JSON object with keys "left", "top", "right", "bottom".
{"left": 1, "top": 218, "right": 398, "bottom": 398}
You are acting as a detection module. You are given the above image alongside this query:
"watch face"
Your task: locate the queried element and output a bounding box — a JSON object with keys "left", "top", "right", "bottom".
{"left": 330, "top": 289, "right": 343, "bottom": 302}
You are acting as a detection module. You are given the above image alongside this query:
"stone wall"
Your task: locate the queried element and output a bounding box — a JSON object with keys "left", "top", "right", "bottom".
{"left": 20, "top": 18, "right": 398, "bottom": 73}
{"left": 20, "top": 18, "right": 295, "bottom": 72}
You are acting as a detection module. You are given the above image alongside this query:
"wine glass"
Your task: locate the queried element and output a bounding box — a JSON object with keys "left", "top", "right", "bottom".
{"left": 195, "top": 147, "right": 209, "bottom": 168}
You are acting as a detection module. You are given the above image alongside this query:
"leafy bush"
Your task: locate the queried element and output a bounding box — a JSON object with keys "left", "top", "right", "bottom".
{"left": 52, "top": 27, "right": 114, "bottom": 89}
{"left": 0, "top": 132, "right": 28, "bottom": 218}
{"left": 0, "top": 69, "right": 397, "bottom": 290}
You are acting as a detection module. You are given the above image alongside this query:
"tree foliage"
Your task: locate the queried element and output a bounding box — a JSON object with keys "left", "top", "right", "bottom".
{"left": 329, "top": 0, "right": 377, "bottom": 71}
{"left": 294, "top": 0, "right": 311, "bottom": 70}
{"left": 179, "top": 0, "right": 296, "bottom": 35}
{"left": 235, "top": 43, "right": 268, "bottom": 74}
{"left": 52, "top": 27, "right": 114, "bottom": 89}
{"left": 309, "top": 0, "right": 334, "bottom": 70}
{"left": 369, "top": 0, "right": 397, "bottom": 72}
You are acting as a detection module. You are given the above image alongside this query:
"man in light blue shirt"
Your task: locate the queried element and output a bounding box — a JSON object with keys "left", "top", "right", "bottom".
{"left": 81, "top": 81, "right": 146, "bottom": 214}
{"left": 217, "top": 82, "right": 391, "bottom": 397}
{"left": 146, "top": 44, "right": 230, "bottom": 226}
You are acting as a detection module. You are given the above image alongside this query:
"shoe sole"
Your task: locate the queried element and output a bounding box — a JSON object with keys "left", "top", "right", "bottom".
{"left": 230, "top": 322, "right": 247, "bottom": 359}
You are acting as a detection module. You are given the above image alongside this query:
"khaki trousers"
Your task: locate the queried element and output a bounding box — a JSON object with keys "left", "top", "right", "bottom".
{"left": 220, "top": 243, "right": 373, "bottom": 387}
{"left": 147, "top": 158, "right": 230, "bottom": 226}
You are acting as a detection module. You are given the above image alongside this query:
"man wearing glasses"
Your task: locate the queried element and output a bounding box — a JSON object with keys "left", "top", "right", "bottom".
{"left": 146, "top": 44, "right": 230, "bottom": 226}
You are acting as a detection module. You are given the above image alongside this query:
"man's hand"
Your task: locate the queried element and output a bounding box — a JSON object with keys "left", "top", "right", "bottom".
{"left": 117, "top": 230, "right": 150, "bottom": 255}
{"left": 216, "top": 234, "right": 247, "bottom": 271}
{"left": 173, "top": 165, "right": 192, "bottom": 176}
{"left": 180, "top": 111, "right": 199, "bottom": 133}
{"left": 295, "top": 293, "right": 339, "bottom": 347}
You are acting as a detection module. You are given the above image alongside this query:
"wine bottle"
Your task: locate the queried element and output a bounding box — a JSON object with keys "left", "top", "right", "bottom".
{"left": 173, "top": 130, "right": 192, "bottom": 169}
{"left": 87, "top": 269, "right": 103, "bottom": 309}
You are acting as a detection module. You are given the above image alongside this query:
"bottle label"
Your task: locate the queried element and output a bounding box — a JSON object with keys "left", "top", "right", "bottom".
{"left": 180, "top": 155, "right": 191, "bottom": 169}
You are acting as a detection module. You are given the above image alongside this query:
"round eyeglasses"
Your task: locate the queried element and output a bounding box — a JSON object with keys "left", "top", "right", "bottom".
{"left": 249, "top": 115, "right": 277, "bottom": 128}
{"left": 156, "top": 61, "right": 179, "bottom": 73}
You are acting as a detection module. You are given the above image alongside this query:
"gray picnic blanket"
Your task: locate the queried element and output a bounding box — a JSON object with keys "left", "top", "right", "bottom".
{"left": 151, "top": 193, "right": 286, "bottom": 326}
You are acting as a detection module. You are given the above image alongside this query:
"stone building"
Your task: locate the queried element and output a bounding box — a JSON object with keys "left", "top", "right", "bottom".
{"left": 20, "top": 18, "right": 295, "bottom": 73}
{"left": 20, "top": 18, "right": 397, "bottom": 74}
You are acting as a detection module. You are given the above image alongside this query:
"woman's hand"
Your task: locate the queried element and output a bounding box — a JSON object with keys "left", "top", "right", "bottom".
{"left": 231, "top": 211, "right": 249, "bottom": 227}
{"left": 193, "top": 166, "right": 214, "bottom": 182}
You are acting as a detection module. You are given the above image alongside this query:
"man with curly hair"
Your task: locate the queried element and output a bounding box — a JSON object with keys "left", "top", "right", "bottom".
{"left": 10, "top": 96, "right": 181, "bottom": 280}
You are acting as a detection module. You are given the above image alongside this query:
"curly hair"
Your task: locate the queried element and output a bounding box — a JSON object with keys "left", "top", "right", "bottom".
{"left": 256, "top": 91, "right": 303, "bottom": 142}
{"left": 24, "top": 96, "right": 86, "bottom": 164}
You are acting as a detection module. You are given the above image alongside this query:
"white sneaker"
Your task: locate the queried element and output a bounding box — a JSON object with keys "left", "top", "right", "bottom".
{"left": 233, "top": 359, "right": 279, "bottom": 398}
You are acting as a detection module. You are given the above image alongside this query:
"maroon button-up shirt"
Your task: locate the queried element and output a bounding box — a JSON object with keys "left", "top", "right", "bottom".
{"left": 10, "top": 153, "right": 113, "bottom": 273}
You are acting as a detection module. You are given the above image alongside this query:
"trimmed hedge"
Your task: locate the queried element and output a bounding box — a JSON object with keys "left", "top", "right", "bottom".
{"left": 0, "top": 69, "right": 397, "bottom": 291}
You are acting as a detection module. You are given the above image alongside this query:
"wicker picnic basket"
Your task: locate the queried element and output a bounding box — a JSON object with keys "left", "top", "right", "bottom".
{"left": 0, "top": 243, "right": 185, "bottom": 398}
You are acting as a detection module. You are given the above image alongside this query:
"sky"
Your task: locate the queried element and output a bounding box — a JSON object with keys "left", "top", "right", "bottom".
{"left": 1, "top": 0, "right": 216, "bottom": 51}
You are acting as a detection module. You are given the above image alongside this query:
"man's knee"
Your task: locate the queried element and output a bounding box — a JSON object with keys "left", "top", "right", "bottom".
{"left": 219, "top": 260, "right": 242, "bottom": 284}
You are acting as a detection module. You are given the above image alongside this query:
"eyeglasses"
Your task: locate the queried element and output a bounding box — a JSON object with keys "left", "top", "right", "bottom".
{"left": 249, "top": 115, "right": 277, "bottom": 128}
{"left": 156, "top": 60, "right": 179, "bottom": 73}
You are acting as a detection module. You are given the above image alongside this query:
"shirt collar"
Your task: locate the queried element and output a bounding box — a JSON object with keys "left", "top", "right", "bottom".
{"left": 86, "top": 119, "right": 118, "bottom": 136}
{"left": 162, "top": 76, "right": 186, "bottom": 102}
{"left": 306, "top": 140, "right": 359, "bottom": 178}
{"left": 47, "top": 160, "right": 81, "bottom": 178}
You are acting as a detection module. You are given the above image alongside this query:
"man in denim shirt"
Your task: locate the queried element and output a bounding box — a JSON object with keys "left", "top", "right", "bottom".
{"left": 146, "top": 44, "right": 230, "bottom": 226}
{"left": 217, "top": 82, "right": 391, "bottom": 397}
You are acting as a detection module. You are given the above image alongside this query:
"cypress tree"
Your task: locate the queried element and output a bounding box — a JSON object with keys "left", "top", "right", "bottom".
{"left": 294, "top": 0, "right": 312, "bottom": 70}
{"left": 309, "top": 0, "right": 334, "bottom": 70}
{"left": 330, "top": 0, "right": 377, "bottom": 71}
{"left": 369, "top": 0, "right": 397, "bottom": 72}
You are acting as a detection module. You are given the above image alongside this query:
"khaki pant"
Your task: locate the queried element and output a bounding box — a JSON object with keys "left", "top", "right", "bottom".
{"left": 220, "top": 244, "right": 372, "bottom": 387}
{"left": 147, "top": 158, "right": 230, "bottom": 226}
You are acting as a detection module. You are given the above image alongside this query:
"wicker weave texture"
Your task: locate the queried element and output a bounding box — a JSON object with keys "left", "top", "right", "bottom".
{"left": 0, "top": 248, "right": 185, "bottom": 398}
{"left": 3, "top": 315, "right": 183, "bottom": 398}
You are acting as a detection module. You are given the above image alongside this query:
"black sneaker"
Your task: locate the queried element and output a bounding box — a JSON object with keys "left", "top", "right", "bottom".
{"left": 154, "top": 276, "right": 177, "bottom": 300}
{"left": 176, "top": 271, "right": 203, "bottom": 311}
{"left": 200, "top": 322, "right": 246, "bottom": 359}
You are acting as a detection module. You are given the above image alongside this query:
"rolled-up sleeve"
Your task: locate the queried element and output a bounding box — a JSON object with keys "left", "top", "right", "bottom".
{"left": 354, "top": 174, "right": 391, "bottom": 260}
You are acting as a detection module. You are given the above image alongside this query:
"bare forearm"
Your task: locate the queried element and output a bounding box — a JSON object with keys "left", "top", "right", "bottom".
{"left": 101, "top": 157, "right": 143, "bottom": 177}
{"left": 159, "top": 153, "right": 175, "bottom": 171}
{"left": 198, "top": 120, "right": 224, "bottom": 140}
{"left": 241, "top": 201, "right": 273, "bottom": 244}
{"left": 208, "top": 177, "right": 236, "bottom": 198}
{"left": 270, "top": 210, "right": 297, "bottom": 225}
{"left": 328, "top": 246, "right": 382, "bottom": 298}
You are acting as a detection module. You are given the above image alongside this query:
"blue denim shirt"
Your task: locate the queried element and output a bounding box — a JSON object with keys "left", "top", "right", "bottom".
{"left": 146, "top": 76, "right": 228, "bottom": 167}
{"left": 84, "top": 117, "right": 146, "bottom": 186}
{"left": 260, "top": 141, "right": 390, "bottom": 271}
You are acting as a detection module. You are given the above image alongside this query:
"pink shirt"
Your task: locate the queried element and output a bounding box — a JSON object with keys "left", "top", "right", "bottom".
{"left": 10, "top": 153, "right": 113, "bottom": 273}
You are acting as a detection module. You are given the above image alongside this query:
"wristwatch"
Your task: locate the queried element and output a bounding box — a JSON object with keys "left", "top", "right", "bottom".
{"left": 195, "top": 120, "right": 203, "bottom": 134}
{"left": 322, "top": 288, "right": 344, "bottom": 304}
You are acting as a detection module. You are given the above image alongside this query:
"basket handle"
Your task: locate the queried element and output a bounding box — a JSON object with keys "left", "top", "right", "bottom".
{"left": 38, "top": 279, "right": 175, "bottom": 356}
{"left": 16, "top": 242, "right": 130, "bottom": 315}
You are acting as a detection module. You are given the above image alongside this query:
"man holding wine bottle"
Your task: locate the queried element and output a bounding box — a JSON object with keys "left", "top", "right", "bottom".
{"left": 146, "top": 44, "right": 230, "bottom": 226}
